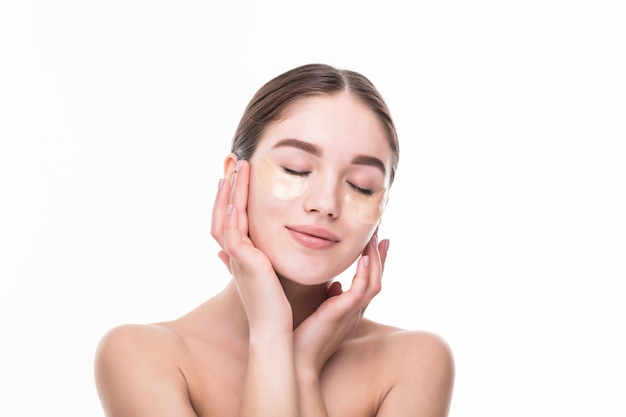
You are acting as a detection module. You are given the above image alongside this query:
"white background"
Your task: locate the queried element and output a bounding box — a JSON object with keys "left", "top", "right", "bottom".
{"left": 1, "top": 1, "right": 625, "bottom": 416}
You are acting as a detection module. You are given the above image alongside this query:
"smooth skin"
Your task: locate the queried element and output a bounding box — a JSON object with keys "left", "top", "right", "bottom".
{"left": 94, "top": 93, "right": 454, "bottom": 417}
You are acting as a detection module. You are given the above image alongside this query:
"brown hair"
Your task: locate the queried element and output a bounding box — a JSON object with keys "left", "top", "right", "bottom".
{"left": 231, "top": 63, "right": 400, "bottom": 184}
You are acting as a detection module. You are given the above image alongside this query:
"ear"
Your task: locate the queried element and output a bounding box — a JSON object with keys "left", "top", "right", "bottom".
{"left": 223, "top": 153, "right": 238, "bottom": 182}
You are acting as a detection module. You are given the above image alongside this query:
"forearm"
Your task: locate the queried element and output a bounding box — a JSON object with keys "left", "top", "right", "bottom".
{"left": 240, "top": 335, "right": 330, "bottom": 417}
{"left": 295, "top": 367, "right": 329, "bottom": 417}
{"left": 240, "top": 332, "right": 299, "bottom": 417}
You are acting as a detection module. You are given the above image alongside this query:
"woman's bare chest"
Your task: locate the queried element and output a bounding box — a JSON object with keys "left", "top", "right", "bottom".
{"left": 181, "top": 339, "right": 381, "bottom": 417}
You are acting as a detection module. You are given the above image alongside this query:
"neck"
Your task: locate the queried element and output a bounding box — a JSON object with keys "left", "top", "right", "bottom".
{"left": 278, "top": 276, "right": 330, "bottom": 329}
{"left": 220, "top": 277, "right": 330, "bottom": 339}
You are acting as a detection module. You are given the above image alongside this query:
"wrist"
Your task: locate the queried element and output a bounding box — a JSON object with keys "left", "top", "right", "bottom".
{"left": 248, "top": 328, "right": 293, "bottom": 349}
{"left": 247, "top": 313, "right": 293, "bottom": 338}
{"left": 295, "top": 360, "right": 321, "bottom": 383}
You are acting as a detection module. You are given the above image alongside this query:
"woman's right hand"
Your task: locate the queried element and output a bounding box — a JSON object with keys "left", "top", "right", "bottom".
{"left": 210, "top": 159, "right": 293, "bottom": 334}
{"left": 211, "top": 159, "right": 300, "bottom": 417}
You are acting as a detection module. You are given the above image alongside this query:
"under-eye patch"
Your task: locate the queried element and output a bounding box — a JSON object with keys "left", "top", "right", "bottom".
{"left": 254, "top": 156, "right": 387, "bottom": 224}
{"left": 254, "top": 156, "right": 308, "bottom": 200}
{"left": 345, "top": 188, "right": 387, "bottom": 225}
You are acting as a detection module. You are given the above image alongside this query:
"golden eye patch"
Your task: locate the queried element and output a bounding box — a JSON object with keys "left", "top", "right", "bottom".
{"left": 254, "top": 156, "right": 387, "bottom": 224}
{"left": 344, "top": 188, "right": 387, "bottom": 224}
{"left": 254, "top": 156, "right": 308, "bottom": 201}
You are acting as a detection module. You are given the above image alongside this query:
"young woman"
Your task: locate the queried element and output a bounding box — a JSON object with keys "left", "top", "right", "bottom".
{"left": 95, "top": 63, "right": 454, "bottom": 417}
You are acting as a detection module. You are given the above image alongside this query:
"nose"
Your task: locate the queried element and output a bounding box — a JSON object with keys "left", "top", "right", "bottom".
{"left": 303, "top": 174, "right": 340, "bottom": 219}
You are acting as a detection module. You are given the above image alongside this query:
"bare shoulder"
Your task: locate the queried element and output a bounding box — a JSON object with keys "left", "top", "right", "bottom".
{"left": 356, "top": 320, "right": 455, "bottom": 417}
{"left": 94, "top": 323, "right": 197, "bottom": 417}
{"left": 96, "top": 322, "right": 185, "bottom": 351}
{"left": 352, "top": 319, "right": 453, "bottom": 364}
{"left": 95, "top": 323, "right": 187, "bottom": 370}
{"left": 384, "top": 326, "right": 454, "bottom": 375}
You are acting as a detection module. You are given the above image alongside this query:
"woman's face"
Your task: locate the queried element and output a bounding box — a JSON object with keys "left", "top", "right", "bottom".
{"left": 247, "top": 92, "right": 393, "bottom": 285}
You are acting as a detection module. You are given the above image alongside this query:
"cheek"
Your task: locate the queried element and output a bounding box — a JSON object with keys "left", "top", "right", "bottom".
{"left": 251, "top": 156, "right": 388, "bottom": 225}
{"left": 344, "top": 189, "right": 388, "bottom": 225}
{"left": 247, "top": 171, "right": 289, "bottom": 246}
{"left": 254, "top": 156, "right": 307, "bottom": 201}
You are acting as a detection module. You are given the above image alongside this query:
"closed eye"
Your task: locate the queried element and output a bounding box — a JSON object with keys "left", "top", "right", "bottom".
{"left": 283, "top": 167, "right": 310, "bottom": 177}
{"left": 349, "top": 182, "right": 373, "bottom": 196}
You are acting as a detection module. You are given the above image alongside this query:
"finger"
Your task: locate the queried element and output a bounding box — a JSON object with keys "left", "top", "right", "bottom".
{"left": 362, "top": 234, "right": 383, "bottom": 301}
{"left": 223, "top": 202, "right": 266, "bottom": 273}
{"left": 327, "top": 281, "right": 343, "bottom": 297}
{"left": 344, "top": 253, "right": 371, "bottom": 305}
{"left": 217, "top": 250, "right": 232, "bottom": 274}
{"left": 223, "top": 203, "right": 244, "bottom": 257}
{"left": 361, "top": 238, "right": 389, "bottom": 316}
{"left": 379, "top": 239, "right": 390, "bottom": 274}
{"left": 210, "top": 175, "right": 233, "bottom": 246}
{"left": 230, "top": 160, "right": 250, "bottom": 237}
{"left": 223, "top": 204, "right": 253, "bottom": 276}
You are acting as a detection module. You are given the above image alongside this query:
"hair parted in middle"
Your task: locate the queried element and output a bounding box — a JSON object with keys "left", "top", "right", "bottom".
{"left": 231, "top": 63, "right": 400, "bottom": 185}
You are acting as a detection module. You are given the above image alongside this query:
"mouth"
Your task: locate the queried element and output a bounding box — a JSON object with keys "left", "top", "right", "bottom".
{"left": 286, "top": 225, "right": 340, "bottom": 250}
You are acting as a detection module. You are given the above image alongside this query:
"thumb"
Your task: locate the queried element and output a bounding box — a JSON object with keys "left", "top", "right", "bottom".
{"left": 217, "top": 250, "right": 232, "bottom": 274}
{"left": 327, "top": 281, "right": 343, "bottom": 297}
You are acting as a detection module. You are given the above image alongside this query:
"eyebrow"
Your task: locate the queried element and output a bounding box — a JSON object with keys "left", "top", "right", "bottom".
{"left": 351, "top": 155, "right": 387, "bottom": 176}
{"left": 273, "top": 138, "right": 321, "bottom": 156}
{"left": 273, "top": 138, "right": 387, "bottom": 175}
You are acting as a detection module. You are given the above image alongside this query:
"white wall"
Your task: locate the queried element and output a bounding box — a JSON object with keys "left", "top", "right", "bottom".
{"left": 1, "top": 1, "right": 624, "bottom": 415}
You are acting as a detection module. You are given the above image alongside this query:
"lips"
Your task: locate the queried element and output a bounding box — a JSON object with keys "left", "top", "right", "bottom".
{"left": 286, "top": 225, "right": 340, "bottom": 250}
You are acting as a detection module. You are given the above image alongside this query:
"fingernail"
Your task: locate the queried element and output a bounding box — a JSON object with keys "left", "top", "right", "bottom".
{"left": 236, "top": 160, "right": 243, "bottom": 172}
{"left": 363, "top": 255, "right": 370, "bottom": 267}
{"left": 218, "top": 178, "right": 224, "bottom": 191}
{"left": 371, "top": 234, "right": 378, "bottom": 247}
{"left": 384, "top": 239, "right": 390, "bottom": 252}
{"left": 226, "top": 204, "right": 233, "bottom": 216}
{"left": 231, "top": 172, "right": 237, "bottom": 186}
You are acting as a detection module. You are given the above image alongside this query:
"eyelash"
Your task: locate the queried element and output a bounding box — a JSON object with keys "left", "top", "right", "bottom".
{"left": 283, "top": 167, "right": 373, "bottom": 196}
{"left": 283, "top": 167, "right": 310, "bottom": 177}
{"left": 349, "top": 183, "right": 373, "bottom": 196}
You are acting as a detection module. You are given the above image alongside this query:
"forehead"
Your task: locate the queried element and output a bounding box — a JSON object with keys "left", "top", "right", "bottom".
{"left": 254, "top": 93, "right": 393, "bottom": 169}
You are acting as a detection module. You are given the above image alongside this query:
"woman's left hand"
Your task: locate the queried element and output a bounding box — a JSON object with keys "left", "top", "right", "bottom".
{"left": 293, "top": 234, "right": 389, "bottom": 375}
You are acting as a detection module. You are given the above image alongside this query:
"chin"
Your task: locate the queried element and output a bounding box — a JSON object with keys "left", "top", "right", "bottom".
{"left": 272, "top": 263, "right": 331, "bottom": 286}
{"left": 271, "top": 254, "right": 356, "bottom": 286}
{"left": 277, "top": 274, "right": 330, "bottom": 287}
{"left": 249, "top": 228, "right": 360, "bottom": 285}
